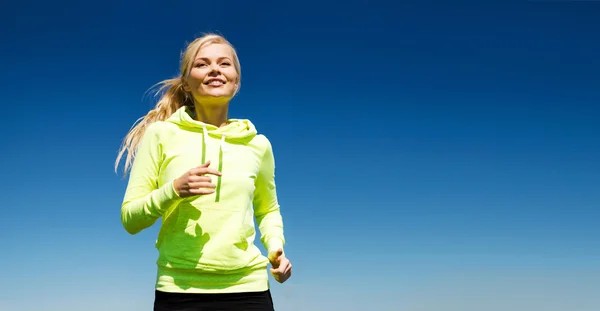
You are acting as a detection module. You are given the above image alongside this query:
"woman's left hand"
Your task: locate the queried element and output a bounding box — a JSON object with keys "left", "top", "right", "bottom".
{"left": 268, "top": 248, "right": 292, "bottom": 283}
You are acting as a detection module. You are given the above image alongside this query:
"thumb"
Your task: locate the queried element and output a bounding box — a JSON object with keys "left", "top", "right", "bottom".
{"left": 199, "top": 160, "right": 211, "bottom": 167}
{"left": 269, "top": 248, "right": 283, "bottom": 265}
{"left": 270, "top": 248, "right": 283, "bottom": 258}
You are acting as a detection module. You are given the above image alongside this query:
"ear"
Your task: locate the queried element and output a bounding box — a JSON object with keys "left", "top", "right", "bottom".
{"left": 180, "top": 76, "right": 191, "bottom": 92}
{"left": 234, "top": 78, "right": 240, "bottom": 92}
{"left": 182, "top": 82, "right": 191, "bottom": 92}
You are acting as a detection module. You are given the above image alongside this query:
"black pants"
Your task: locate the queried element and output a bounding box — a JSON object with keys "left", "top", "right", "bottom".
{"left": 153, "top": 289, "right": 275, "bottom": 311}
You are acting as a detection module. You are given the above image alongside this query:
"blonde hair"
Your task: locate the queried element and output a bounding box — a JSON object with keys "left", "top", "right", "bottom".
{"left": 115, "top": 33, "right": 241, "bottom": 175}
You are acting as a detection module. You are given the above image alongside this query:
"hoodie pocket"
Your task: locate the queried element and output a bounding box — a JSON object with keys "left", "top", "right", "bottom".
{"left": 160, "top": 202, "right": 260, "bottom": 272}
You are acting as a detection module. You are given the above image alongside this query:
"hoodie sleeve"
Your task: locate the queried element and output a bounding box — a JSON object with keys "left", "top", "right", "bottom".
{"left": 121, "top": 122, "right": 183, "bottom": 235}
{"left": 253, "top": 136, "right": 286, "bottom": 253}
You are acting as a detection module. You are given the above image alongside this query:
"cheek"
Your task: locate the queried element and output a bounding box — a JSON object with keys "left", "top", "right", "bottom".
{"left": 225, "top": 70, "right": 239, "bottom": 83}
{"left": 190, "top": 80, "right": 206, "bottom": 92}
{"left": 187, "top": 71, "right": 205, "bottom": 85}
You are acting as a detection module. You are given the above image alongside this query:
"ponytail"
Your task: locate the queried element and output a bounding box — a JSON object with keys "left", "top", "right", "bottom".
{"left": 115, "top": 77, "right": 192, "bottom": 175}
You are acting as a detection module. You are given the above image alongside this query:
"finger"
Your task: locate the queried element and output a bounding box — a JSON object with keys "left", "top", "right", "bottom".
{"left": 283, "top": 270, "right": 291, "bottom": 282}
{"left": 284, "top": 263, "right": 292, "bottom": 276}
{"left": 187, "top": 183, "right": 217, "bottom": 194}
{"left": 188, "top": 175, "right": 213, "bottom": 183}
{"left": 192, "top": 167, "right": 222, "bottom": 176}
{"left": 270, "top": 267, "right": 289, "bottom": 283}
{"left": 190, "top": 162, "right": 210, "bottom": 173}
{"left": 188, "top": 182, "right": 217, "bottom": 189}
{"left": 270, "top": 268, "right": 282, "bottom": 281}
{"left": 278, "top": 261, "right": 290, "bottom": 274}
{"left": 189, "top": 188, "right": 216, "bottom": 195}
{"left": 201, "top": 167, "right": 222, "bottom": 176}
{"left": 283, "top": 264, "right": 292, "bottom": 280}
{"left": 190, "top": 164, "right": 221, "bottom": 176}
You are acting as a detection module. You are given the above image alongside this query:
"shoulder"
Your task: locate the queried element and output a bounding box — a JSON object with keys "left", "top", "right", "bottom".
{"left": 252, "top": 133, "right": 274, "bottom": 152}
{"left": 144, "top": 121, "right": 164, "bottom": 134}
{"left": 144, "top": 121, "right": 180, "bottom": 139}
{"left": 251, "top": 134, "right": 277, "bottom": 165}
{"left": 252, "top": 133, "right": 270, "bottom": 146}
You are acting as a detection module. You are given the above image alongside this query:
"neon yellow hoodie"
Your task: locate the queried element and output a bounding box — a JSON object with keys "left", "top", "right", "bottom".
{"left": 121, "top": 106, "right": 285, "bottom": 293}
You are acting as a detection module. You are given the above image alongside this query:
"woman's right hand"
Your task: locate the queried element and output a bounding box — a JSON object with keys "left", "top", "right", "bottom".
{"left": 173, "top": 161, "right": 222, "bottom": 198}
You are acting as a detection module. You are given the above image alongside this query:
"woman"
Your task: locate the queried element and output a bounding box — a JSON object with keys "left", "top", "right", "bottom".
{"left": 115, "top": 33, "right": 292, "bottom": 311}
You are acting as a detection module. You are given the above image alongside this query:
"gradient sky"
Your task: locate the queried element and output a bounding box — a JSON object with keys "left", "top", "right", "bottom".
{"left": 2, "top": 1, "right": 599, "bottom": 310}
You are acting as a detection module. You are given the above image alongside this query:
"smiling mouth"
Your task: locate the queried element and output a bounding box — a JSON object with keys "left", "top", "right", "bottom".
{"left": 204, "top": 79, "right": 226, "bottom": 86}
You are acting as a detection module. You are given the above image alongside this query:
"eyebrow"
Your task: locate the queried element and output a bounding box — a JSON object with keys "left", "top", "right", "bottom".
{"left": 194, "top": 57, "right": 232, "bottom": 63}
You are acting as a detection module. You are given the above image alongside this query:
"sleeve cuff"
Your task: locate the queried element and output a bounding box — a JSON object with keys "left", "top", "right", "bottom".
{"left": 150, "top": 180, "right": 183, "bottom": 216}
{"left": 266, "top": 237, "right": 284, "bottom": 253}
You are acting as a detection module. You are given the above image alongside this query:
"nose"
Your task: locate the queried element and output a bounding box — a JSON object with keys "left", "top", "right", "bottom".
{"left": 209, "top": 63, "right": 220, "bottom": 75}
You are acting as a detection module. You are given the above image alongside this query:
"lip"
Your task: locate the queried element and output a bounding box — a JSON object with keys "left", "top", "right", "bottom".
{"left": 204, "top": 78, "right": 226, "bottom": 85}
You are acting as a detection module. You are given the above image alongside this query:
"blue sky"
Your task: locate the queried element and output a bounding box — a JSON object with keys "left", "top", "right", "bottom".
{"left": 1, "top": 1, "right": 599, "bottom": 310}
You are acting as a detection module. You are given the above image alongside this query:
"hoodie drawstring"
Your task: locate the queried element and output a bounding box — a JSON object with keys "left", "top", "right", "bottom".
{"left": 202, "top": 125, "right": 225, "bottom": 203}
{"left": 202, "top": 126, "right": 208, "bottom": 164}
{"left": 216, "top": 135, "right": 225, "bottom": 202}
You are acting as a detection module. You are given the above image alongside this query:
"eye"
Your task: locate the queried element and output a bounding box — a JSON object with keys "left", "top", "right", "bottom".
{"left": 221, "top": 62, "right": 231, "bottom": 66}
{"left": 194, "top": 63, "right": 207, "bottom": 68}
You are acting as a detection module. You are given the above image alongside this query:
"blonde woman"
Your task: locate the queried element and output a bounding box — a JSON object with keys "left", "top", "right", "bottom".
{"left": 115, "top": 33, "right": 292, "bottom": 311}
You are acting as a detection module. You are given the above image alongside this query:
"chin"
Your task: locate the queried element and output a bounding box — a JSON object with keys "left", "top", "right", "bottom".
{"left": 208, "top": 92, "right": 234, "bottom": 99}
{"left": 199, "top": 86, "right": 233, "bottom": 96}
{"left": 195, "top": 93, "right": 234, "bottom": 104}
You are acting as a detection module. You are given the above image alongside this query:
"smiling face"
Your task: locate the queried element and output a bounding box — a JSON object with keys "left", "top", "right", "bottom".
{"left": 183, "top": 43, "right": 240, "bottom": 105}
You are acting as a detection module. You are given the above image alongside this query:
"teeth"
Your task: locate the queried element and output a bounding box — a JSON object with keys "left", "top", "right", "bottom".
{"left": 207, "top": 80, "right": 224, "bottom": 85}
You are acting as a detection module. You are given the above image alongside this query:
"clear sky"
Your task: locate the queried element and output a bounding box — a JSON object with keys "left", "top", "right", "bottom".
{"left": 1, "top": 1, "right": 599, "bottom": 310}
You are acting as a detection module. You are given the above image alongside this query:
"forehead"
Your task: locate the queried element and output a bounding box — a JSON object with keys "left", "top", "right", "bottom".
{"left": 194, "top": 43, "right": 234, "bottom": 59}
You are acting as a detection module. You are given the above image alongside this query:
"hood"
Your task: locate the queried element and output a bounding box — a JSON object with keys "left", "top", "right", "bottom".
{"left": 165, "top": 106, "right": 257, "bottom": 203}
{"left": 166, "top": 106, "right": 257, "bottom": 141}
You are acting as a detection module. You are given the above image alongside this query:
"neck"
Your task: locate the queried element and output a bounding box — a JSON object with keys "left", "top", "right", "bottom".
{"left": 193, "top": 101, "right": 229, "bottom": 127}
